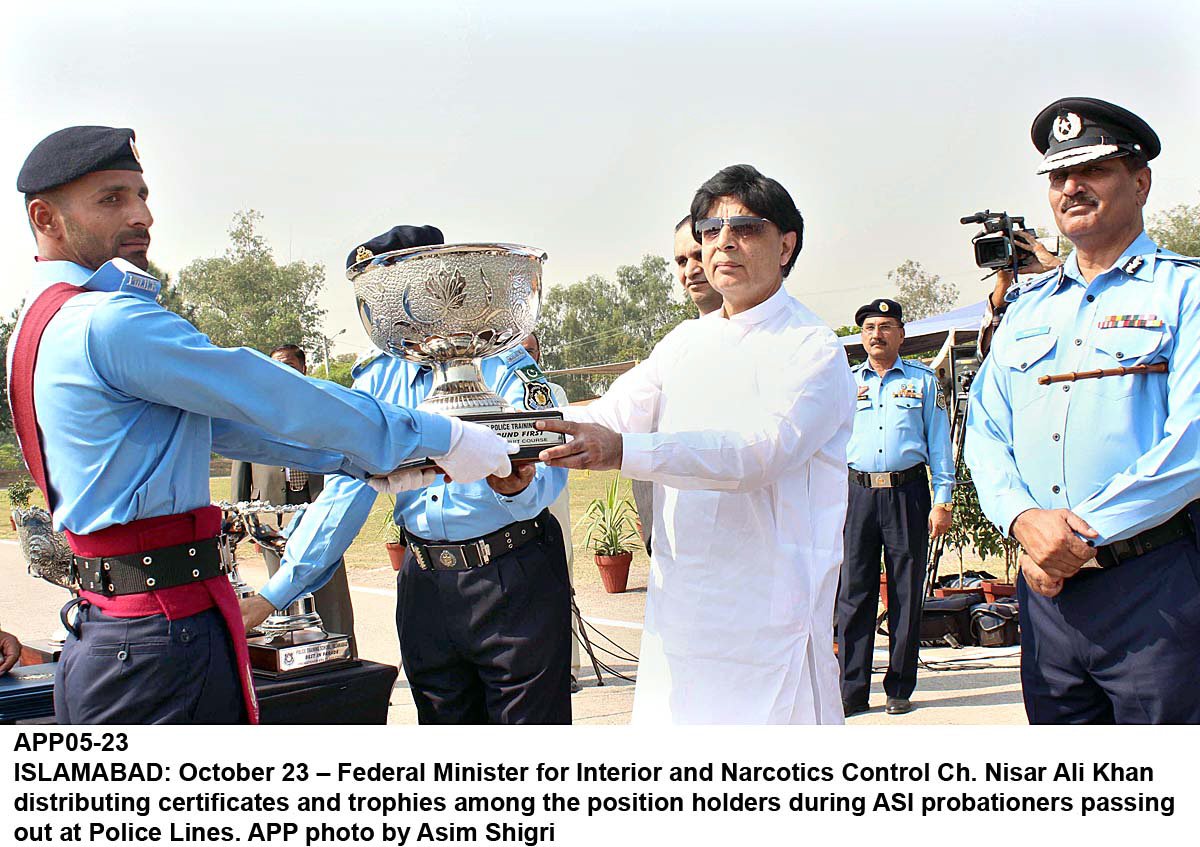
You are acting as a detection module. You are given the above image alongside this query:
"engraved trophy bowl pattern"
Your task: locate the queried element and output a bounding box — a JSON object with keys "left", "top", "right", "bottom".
{"left": 348, "top": 244, "right": 546, "bottom": 414}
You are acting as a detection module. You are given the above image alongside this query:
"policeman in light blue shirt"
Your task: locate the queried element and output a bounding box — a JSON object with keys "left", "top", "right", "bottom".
{"left": 966, "top": 98, "right": 1200, "bottom": 724}
{"left": 10, "top": 126, "right": 515, "bottom": 725}
{"left": 837, "top": 298, "right": 954, "bottom": 718}
{"left": 254, "top": 225, "right": 573, "bottom": 725}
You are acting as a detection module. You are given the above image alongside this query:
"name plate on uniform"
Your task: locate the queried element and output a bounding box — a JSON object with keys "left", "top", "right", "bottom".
{"left": 248, "top": 628, "right": 355, "bottom": 679}
{"left": 388, "top": 409, "right": 566, "bottom": 474}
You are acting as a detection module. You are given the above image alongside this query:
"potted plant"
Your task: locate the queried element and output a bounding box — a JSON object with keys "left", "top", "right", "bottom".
{"left": 377, "top": 496, "right": 406, "bottom": 571}
{"left": 583, "top": 476, "right": 641, "bottom": 593}
{"left": 7, "top": 477, "right": 34, "bottom": 530}
{"left": 942, "top": 457, "right": 1018, "bottom": 601}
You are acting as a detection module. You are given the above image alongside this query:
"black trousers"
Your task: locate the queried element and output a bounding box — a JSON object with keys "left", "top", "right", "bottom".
{"left": 395, "top": 512, "right": 573, "bottom": 724}
{"left": 1020, "top": 534, "right": 1200, "bottom": 724}
{"left": 837, "top": 474, "right": 930, "bottom": 706}
{"left": 55, "top": 604, "right": 244, "bottom": 725}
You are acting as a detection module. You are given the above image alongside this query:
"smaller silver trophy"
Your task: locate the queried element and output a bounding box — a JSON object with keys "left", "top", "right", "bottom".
{"left": 13, "top": 506, "right": 74, "bottom": 662}
{"left": 348, "top": 243, "right": 566, "bottom": 470}
{"left": 220, "top": 501, "right": 354, "bottom": 678}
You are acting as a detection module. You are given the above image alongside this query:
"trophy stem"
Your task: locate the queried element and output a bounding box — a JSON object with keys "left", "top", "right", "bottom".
{"left": 419, "top": 358, "right": 514, "bottom": 414}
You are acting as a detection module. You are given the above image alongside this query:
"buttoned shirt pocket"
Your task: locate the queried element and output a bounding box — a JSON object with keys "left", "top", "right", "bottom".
{"left": 1090, "top": 325, "right": 1166, "bottom": 400}
{"left": 855, "top": 397, "right": 873, "bottom": 413}
{"left": 995, "top": 332, "right": 1058, "bottom": 411}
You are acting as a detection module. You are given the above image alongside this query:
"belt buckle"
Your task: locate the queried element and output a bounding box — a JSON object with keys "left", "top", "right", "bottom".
{"left": 869, "top": 472, "right": 891, "bottom": 488}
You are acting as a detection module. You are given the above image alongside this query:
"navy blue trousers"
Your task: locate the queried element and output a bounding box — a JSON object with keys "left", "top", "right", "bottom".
{"left": 54, "top": 604, "right": 244, "bottom": 725}
{"left": 838, "top": 475, "right": 930, "bottom": 706}
{"left": 395, "top": 513, "right": 572, "bottom": 724}
{"left": 1020, "top": 535, "right": 1200, "bottom": 724}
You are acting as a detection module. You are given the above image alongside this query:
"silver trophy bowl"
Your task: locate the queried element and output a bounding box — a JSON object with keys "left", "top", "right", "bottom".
{"left": 348, "top": 243, "right": 547, "bottom": 414}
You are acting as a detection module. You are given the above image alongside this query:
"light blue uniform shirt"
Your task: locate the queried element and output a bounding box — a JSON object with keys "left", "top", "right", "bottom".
{"left": 21, "top": 259, "right": 452, "bottom": 534}
{"left": 847, "top": 357, "right": 955, "bottom": 503}
{"left": 965, "top": 232, "right": 1200, "bottom": 545}
{"left": 261, "top": 348, "right": 567, "bottom": 609}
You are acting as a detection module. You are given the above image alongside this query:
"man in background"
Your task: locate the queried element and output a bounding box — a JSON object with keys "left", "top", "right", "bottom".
{"left": 230, "top": 343, "right": 356, "bottom": 644}
{"left": 838, "top": 299, "right": 954, "bottom": 718}
{"left": 632, "top": 218, "right": 725, "bottom": 555}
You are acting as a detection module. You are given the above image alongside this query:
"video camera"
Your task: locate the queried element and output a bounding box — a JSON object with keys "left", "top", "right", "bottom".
{"left": 960, "top": 209, "right": 1057, "bottom": 271}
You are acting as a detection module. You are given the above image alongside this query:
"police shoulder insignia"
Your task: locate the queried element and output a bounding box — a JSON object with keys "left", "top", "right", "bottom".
{"left": 515, "top": 362, "right": 545, "bottom": 383}
{"left": 499, "top": 347, "right": 525, "bottom": 366}
{"left": 524, "top": 381, "right": 554, "bottom": 410}
{"left": 1156, "top": 252, "right": 1200, "bottom": 269}
{"left": 936, "top": 385, "right": 947, "bottom": 410}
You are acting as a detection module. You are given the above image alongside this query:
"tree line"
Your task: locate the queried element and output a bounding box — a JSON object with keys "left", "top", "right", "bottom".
{"left": 2, "top": 201, "right": 1198, "bottom": 455}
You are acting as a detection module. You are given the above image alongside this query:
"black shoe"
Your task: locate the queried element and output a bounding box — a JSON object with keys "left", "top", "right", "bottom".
{"left": 885, "top": 697, "right": 912, "bottom": 715}
{"left": 842, "top": 700, "right": 870, "bottom": 717}
{"left": 570, "top": 675, "right": 581, "bottom": 694}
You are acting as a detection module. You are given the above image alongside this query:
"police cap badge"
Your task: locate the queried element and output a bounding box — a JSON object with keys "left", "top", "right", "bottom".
{"left": 18, "top": 126, "right": 143, "bottom": 194}
{"left": 1031, "top": 97, "right": 1160, "bottom": 175}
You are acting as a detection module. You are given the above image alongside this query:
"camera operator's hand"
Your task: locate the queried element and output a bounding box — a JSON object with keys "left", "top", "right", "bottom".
{"left": 1012, "top": 230, "right": 1062, "bottom": 275}
{"left": 990, "top": 233, "right": 1063, "bottom": 311}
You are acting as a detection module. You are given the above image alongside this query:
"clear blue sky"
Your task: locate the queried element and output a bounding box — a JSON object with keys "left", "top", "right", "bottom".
{"left": 5, "top": 0, "right": 1198, "bottom": 359}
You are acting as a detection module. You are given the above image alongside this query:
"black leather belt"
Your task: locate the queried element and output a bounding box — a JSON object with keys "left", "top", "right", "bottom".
{"left": 1090, "top": 506, "right": 1197, "bottom": 570}
{"left": 404, "top": 516, "right": 545, "bottom": 573}
{"left": 849, "top": 464, "right": 927, "bottom": 489}
{"left": 73, "top": 537, "right": 225, "bottom": 596}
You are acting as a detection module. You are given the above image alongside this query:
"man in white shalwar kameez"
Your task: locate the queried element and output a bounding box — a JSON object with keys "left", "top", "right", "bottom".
{"left": 538, "top": 165, "right": 855, "bottom": 724}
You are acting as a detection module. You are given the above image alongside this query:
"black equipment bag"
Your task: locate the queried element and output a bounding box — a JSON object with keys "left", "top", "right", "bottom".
{"left": 970, "top": 600, "right": 1020, "bottom": 648}
{"left": 920, "top": 591, "right": 984, "bottom": 648}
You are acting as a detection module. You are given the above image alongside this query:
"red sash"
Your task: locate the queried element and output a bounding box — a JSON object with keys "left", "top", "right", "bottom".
{"left": 8, "top": 283, "right": 259, "bottom": 724}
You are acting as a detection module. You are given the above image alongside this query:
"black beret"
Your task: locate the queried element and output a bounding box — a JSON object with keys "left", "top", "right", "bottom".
{"left": 18, "top": 126, "right": 142, "bottom": 194}
{"left": 1030, "top": 98, "right": 1159, "bottom": 175}
{"left": 346, "top": 225, "right": 444, "bottom": 270}
{"left": 855, "top": 298, "right": 903, "bottom": 327}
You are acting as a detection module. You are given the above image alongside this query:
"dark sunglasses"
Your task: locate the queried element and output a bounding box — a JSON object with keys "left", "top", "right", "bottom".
{"left": 695, "top": 215, "right": 772, "bottom": 242}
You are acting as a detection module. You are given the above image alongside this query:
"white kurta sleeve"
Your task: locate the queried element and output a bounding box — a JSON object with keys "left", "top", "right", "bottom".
{"left": 621, "top": 329, "right": 854, "bottom": 492}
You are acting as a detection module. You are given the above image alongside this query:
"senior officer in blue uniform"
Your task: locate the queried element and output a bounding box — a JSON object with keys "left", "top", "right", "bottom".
{"left": 10, "top": 127, "right": 515, "bottom": 724}
{"left": 838, "top": 298, "right": 954, "bottom": 717}
{"left": 966, "top": 98, "right": 1200, "bottom": 724}
{"left": 244, "top": 225, "right": 573, "bottom": 724}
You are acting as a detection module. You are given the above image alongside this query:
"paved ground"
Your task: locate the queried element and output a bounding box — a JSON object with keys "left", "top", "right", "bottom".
{"left": 0, "top": 539, "right": 1024, "bottom": 725}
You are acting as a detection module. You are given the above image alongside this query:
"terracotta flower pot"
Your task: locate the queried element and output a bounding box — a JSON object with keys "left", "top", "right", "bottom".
{"left": 386, "top": 541, "right": 407, "bottom": 571}
{"left": 595, "top": 552, "right": 632, "bottom": 593}
{"left": 982, "top": 580, "right": 1016, "bottom": 603}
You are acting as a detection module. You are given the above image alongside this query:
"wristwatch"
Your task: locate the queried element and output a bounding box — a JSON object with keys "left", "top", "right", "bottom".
{"left": 934, "top": 503, "right": 954, "bottom": 513}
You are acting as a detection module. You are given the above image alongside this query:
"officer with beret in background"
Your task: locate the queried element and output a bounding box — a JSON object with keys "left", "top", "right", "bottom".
{"left": 8, "top": 126, "right": 516, "bottom": 724}
{"left": 966, "top": 98, "right": 1200, "bottom": 723}
{"left": 838, "top": 298, "right": 954, "bottom": 717}
{"left": 245, "top": 225, "right": 574, "bottom": 725}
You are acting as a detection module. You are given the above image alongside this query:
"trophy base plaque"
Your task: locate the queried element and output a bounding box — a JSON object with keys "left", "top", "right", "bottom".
{"left": 248, "top": 628, "right": 356, "bottom": 679}
{"left": 390, "top": 409, "right": 566, "bottom": 473}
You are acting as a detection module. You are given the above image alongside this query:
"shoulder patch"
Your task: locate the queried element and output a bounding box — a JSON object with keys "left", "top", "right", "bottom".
{"left": 514, "top": 362, "right": 546, "bottom": 383}
{"left": 523, "top": 381, "right": 554, "bottom": 410}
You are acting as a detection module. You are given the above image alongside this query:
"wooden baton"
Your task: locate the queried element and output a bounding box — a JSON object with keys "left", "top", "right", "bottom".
{"left": 1037, "top": 362, "right": 1169, "bottom": 385}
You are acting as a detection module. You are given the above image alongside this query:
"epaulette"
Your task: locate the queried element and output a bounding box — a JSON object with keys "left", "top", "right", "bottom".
{"left": 498, "top": 346, "right": 526, "bottom": 366}
{"left": 903, "top": 358, "right": 934, "bottom": 373}
{"left": 851, "top": 359, "right": 868, "bottom": 372}
{"left": 351, "top": 348, "right": 385, "bottom": 379}
{"left": 1005, "top": 266, "right": 1062, "bottom": 304}
{"left": 1154, "top": 251, "right": 1200, "bottom": 269}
